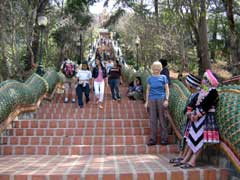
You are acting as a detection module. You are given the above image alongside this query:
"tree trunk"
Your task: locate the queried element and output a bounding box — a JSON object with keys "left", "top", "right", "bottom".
{"left": 223, "top": 0, "right": 240, "bottom": 75}
{"left": 25, "top": 0, "right": 48, "bottom": 70}
{"left": 154, "top": 0, "right": 159, "bottom": 25}
{"left": 0, "top": 0, "right": 11, "bottom": 80}
{"left": 210, "top": 14, "right": 218, "bottom": 63}
{"left": 198, "top": 0, "right": 211, "bottom": 75}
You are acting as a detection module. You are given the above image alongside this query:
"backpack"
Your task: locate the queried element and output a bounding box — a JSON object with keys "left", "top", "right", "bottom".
{"left": 62, "top": 62, "right": 76, "bottom": 78}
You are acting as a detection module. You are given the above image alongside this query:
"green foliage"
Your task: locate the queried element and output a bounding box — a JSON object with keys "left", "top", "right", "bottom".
{"left": 103, "top": 8, "right": 125, "bottom": 28}
{"left": 65, "top": 0, "right": 92, "bottom": 27}
{"left": 51, "top": 26, "right": 72, "bottom": 49}
{"left": 65, "top": 0, "right": 88, "bottom": 13}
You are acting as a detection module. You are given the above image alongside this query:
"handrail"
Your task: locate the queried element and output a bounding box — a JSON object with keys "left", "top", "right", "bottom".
{"left": 222, "top": 75, "right": 240, "bottom": 84}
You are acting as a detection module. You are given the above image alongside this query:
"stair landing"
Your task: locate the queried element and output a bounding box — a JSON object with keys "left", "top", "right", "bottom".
{"left": 0, "top": 154, "right": 229, "bottom": 180}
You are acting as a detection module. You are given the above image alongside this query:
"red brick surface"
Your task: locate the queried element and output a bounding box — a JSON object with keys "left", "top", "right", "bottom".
{"left": 0, "top": 86, "right": 230, "bottom": 179}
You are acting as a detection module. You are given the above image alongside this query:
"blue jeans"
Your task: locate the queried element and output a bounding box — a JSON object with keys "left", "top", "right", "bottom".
{"left": 108, "top": 79, "right": 120, "bottom": 100}
{"left": 76, "top": 84, "right": 90, "bottom": 107}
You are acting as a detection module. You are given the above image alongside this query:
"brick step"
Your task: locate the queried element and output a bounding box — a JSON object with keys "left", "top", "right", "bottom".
{"left": 1, "top": 135, "right": 176, "bottom": 145}
{"left": 36, "top": 102, "right": 148, "bottom": 119}
{"left": 38, "top": 101, "right": 146, "bottom": 110}
{"left": 0, "top": 155, "right": 229, "bottom": 180}
{"left": 36, "top": 113, "right": 148, "bottom": 119}
{"left": 37, "top": 109, "right": 146, "bottom": 113}
{"left": 38, "top": 102, "right": 146, "bottom": 109}
{"left": 13, "top": 119, "right": 149, "bottom": 128}
{"left": 8, "top": 127, "right": 151, "bottom": 136}
{"left": 0, "top": 144, "right": 178, "bottom": 155}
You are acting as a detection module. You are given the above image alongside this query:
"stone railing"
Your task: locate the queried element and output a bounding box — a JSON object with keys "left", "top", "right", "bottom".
{"left": 122, "top": 65, "right": 240, "bottom": 172}
{"left": 0, "top": 69, "right": 63, "bottom": 133}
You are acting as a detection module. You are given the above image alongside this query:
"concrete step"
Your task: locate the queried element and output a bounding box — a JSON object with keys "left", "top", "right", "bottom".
{"left": 0, "top": 144, "right": 178, "bottom": 155}
{"left": 0, "top": 154, "right": 229, "bottom": 180}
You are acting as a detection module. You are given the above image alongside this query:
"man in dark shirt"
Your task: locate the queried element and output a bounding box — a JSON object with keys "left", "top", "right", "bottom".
{"left": 108, "top": 60, "right": 122, "bottom": 100}
{"left": 159, "top": 58, "right": 171, "bottom": 85}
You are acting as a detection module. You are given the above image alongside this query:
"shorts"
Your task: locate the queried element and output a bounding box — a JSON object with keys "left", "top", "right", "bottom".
{"left": 63, "top": 77, "right": 74, "bottom": 89}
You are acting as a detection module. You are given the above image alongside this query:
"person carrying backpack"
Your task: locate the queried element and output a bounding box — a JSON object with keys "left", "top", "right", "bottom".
{"left": 60, "top": 58, "right": 77, "bottom": 103}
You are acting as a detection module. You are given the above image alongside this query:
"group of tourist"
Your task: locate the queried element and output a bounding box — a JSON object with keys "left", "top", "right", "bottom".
{"left": 61, "top": 57, "right": 123, "bottom": 109}
{"left": 60, "top": 36, "right": 220, "bottom": 169}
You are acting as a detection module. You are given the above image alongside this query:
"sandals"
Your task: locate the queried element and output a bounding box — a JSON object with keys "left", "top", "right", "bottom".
{"left": 173, "top": 162, "right": 185, "bottom": 167}
{"left": 169, "top": 157, "right": 183, "bottom": 164}
{"left": 180, "top": 163, "right": 195, "bottom": 169}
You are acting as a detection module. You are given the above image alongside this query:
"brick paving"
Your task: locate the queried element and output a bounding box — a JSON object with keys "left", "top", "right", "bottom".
{"left": 0, "top": 155, "right": 229, "bottom": 180}
{"left": 0, "top": 86, "right": 229, "bottom": 179}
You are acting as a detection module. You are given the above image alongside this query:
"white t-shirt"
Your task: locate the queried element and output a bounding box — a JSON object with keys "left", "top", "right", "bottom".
{"left": 106, "top": 62, "right": 114, "bottom": 73}
{"left": 76, "top": 70, "right": 92, "bottom": 82}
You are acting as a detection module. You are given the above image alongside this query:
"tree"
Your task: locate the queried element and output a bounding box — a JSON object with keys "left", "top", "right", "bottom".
{"left": 222, "top": 0, "right": 240, "bottom": 75}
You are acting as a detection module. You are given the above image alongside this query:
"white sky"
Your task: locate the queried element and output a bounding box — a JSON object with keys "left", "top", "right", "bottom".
{"left": 89, "top": 0, "right": 115, "bottom": 14}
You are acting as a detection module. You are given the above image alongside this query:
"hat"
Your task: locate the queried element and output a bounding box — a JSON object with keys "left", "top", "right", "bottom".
{"left": 82, "top": 61, "right": 88, "bottom": 65}
{"left": 185, "top": 74, "right": 201, "bottom": 89}
{"left": 203, "top": 69, "right": 219, "bottom": 87}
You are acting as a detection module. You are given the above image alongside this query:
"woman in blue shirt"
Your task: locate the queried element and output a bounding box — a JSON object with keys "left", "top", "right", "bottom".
{"left": 144, "top": 61, "right": 170, "bottom": 146}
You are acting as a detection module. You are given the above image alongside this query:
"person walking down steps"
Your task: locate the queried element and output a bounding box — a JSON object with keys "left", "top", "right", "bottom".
{"left": 75, "top": 61, "right": 92, "bottom": 108}
{"left": 108, "top": 60, "right": 122, "bottom": 101}
{"left": 92, "top": 59, "right": 107, "bottom": 109}
{"left": 60, "top": 58, "right": 77, "bottom": 103}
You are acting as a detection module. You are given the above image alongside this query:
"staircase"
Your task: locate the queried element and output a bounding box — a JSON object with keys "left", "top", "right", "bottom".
{"left": 0, "top": 86, "right": 229, "bottom": 180}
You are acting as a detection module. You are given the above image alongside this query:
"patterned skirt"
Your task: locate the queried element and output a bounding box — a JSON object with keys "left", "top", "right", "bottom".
{"left": 186, "top": 112, "right": 220, "bottom": 153}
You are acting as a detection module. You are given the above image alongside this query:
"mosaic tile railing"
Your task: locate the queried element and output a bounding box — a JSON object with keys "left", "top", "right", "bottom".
{"left": 0, "top": 69, "right": 62, "bottom": 125}
{"left": 170, "top": 80, "right": 240, "bottom": 171}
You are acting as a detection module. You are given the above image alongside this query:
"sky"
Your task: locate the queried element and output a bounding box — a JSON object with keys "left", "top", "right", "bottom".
{"left": 89, "top": 0, "right": 115, "bottom": 15}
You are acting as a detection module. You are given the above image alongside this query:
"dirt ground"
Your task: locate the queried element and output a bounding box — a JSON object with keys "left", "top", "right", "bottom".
{"left": 169, "top": 61, "right": 233, "bottom": 81}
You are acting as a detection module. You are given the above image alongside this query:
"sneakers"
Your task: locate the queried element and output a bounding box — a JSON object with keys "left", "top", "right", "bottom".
{"left": 147, "top": 142, "right": 157, "bottom": 146}
{"left": 64, "top": 98, "right": 68, "bottom": 103}
{"left": 86, "top": 99, "right": 90, "bottom": 104}
{"left": 64, "top": 98, "right": 76, "bottom": 103}
{"left": 160, "top": 141, "right": 168, "bottom": 145}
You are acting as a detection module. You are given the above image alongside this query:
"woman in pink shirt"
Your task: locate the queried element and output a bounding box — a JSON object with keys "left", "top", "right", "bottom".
{"left": 92, "top": 59, "right": 107, "bottom": 109}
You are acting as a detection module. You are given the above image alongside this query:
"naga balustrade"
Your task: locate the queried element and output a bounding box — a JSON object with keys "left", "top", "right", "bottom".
{"left": 0, "top": 69, "right": 64, "bottom": 133}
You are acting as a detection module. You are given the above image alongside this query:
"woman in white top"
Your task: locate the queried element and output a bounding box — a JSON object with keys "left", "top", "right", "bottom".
{"left": 75, "top": 61, "right": 92, "bottom": 108}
